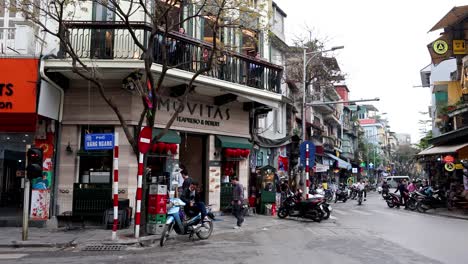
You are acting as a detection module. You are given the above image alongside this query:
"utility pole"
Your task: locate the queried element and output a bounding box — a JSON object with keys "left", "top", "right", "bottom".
{"left": 22, "top": 144, "right": 31, "bottom": 241}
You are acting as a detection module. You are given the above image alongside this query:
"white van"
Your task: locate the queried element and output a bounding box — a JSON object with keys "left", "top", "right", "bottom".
{"left": 383, "top": 176, "right": 410, "bottom": 188}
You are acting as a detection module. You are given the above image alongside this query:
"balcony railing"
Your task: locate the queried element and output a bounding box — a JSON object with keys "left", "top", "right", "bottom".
{"left": 60, "top": 21, "right": 282, "bottom": 93}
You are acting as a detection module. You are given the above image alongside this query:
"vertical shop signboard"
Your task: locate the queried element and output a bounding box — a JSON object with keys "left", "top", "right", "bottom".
{"left": 31, "top": 128, "right": 55, "bottom": 220}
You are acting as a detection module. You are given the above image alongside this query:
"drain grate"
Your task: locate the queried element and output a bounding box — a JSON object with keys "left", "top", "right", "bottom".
{"left": 83, "top": 245, "right": 125, "bottom": 251}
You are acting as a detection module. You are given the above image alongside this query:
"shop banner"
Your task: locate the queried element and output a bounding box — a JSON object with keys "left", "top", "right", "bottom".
{"left": 30, "top": 189, "right": 50, "bottom": 220}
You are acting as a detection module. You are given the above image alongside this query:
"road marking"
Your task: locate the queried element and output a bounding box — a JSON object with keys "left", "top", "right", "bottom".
{"left": 0, "top": 254, "right": 28, "bottom": 259}
{"left": 333, "top": 209, "right": 349, "bottom": 215}
{"left": 330, "top": 215, "right": 338, "bottom": 220}
{"left": 350, "top": 209, "right": 372, "bottom": 216}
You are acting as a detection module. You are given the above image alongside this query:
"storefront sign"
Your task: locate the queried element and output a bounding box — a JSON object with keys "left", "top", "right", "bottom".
{"left": 314, "top": 163, "right": 329, "bottom": 173}
{"left": 158, "top": 97, "right": 231, "bottom": 121}
{"left": 445, "top": 162, "right": 455, "bottom": 172}
{"left": 352, "top": 168, "right": 358, "bottom": 173}
{"left": 155, "top": 96, "right": 249, "bottom": 136}
{"left": 453, "top": 40, "right": 466, "bottom": 55}
{"left": 0, "top": 58, "right": 39, "bottom": 113}
{"left": 84, "top": 133, "right": 114, "bottom": 150}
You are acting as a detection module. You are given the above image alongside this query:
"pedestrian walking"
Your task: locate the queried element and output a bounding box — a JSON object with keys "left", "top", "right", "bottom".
{"left": 231, "top": 176, "right": 244, "bottom": 229}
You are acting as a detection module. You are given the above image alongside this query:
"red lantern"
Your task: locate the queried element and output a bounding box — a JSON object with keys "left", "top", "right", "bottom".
{"left": 158, "top": 142, "right": 166, "bottom": 154}
{"left": 151, "top": 143, "right": 158, "bottom": 153}
{"left": 170, "top": 144, "right": 178, "bottom": 154}
{"left": 235, "top": 149, "right": 242, "bottom": 157}
{"left": 224, "top": 148, "right": 230, "bottom": 157}
{"left": 242, "top": 149, "right": 250, "bottom": 158}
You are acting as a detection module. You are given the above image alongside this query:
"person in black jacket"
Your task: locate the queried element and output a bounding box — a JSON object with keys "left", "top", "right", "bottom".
{"left": 181, "top": 181, "right": 209, "bottom": 221}
{"left": 395, "top": 180, "right": 409, "bottom": 209}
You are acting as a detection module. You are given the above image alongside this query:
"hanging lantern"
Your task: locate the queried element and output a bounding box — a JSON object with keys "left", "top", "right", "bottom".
{"left": 158, "top": 142, "right": 166, "bottom": 154}
{"left": 224, "top": 148, "right": 230, "bottom": 157}
{"left": 235, "top": 148, "right": 242, "bottom": 157}
{"left": 170, "top": 144, "right": 178, "bottom": 155}
{"left": 242, "top": 149, "right": 250, "bottom": 158}
{"left": 151, "top": 143, "right": 158, "bottom": 153}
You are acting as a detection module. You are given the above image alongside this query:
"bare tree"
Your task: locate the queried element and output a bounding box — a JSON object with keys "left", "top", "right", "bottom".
{"left": 15, "top": 0, "right": 265, "bottom": 157}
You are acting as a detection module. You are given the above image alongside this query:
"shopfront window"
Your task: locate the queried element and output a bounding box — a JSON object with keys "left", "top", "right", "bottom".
{"left": 78, "top": 126, "right": 114, "bottom": 184}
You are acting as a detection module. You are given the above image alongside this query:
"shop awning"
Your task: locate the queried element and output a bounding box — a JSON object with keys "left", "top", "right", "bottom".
{"left": 153, "top": 128, "right": 181, "bottom": 144}
{"left": 429, "top": 6, "right": 468, "bottom": 32}
{"left": 216, "top": 135, "right": 252, "bottom": 149}
{"left": 325, "top": 153, "right": 352, "bottom": 170}
{"left": 417, "top": 142, "right": 468, "bottom": 156}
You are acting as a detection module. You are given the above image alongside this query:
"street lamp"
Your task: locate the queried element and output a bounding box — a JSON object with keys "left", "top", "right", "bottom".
{"left": 302, "top": 45, "right": 344, "bottom": 143}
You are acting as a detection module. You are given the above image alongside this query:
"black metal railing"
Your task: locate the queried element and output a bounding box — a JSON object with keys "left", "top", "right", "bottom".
{"left": 60, "top": 21, "right": 283, "bottom": 93}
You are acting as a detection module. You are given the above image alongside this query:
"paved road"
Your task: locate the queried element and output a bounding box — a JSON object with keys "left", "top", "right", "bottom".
{"left": 1, "top": 192, "right": 467, "bottom": 264}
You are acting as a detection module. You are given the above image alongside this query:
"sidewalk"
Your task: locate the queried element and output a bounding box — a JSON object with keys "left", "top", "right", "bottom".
{"left": 0, "top": 214, "right": 276, "bottom": 248}
{"left": 427, "top": 208, "right": 468, "bottom": 220}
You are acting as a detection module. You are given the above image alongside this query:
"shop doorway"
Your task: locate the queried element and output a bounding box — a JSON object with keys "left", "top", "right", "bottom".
{"left": 179, "top": 133, "right": 207, "bottom": 201}
{"left": 0, "top": 150, "right": 24, "bottom": 210}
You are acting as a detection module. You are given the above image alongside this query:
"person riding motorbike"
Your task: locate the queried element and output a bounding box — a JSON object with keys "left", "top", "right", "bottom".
{"left": 181, "top": 181, "right": 210, "bottom": 222}
{"left": 357, "top": 180, "right": 366, "bottom": 201}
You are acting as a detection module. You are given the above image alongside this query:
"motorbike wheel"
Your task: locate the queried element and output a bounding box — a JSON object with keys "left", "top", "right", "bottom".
{"left": 416, "top": 202, "right": 427, "bottom": 213}
{"left": 196, "top": 221, "right": 214, "bottom": 240}
{"left": 343, "top": 198, "right": 347, "bottom": 203}
{"left": 277, "top": 207, "right": 288, "bottom": 219}
{"left": 387, "top": 200, "right": 395, "bottom": 208}
{"left": 407, "top": 199, "right": 417, "bottom": 211}
{"left": 326, "top": 195, "right": 333, "bottom": 203}
{"left": 159, "top": 224, "right": 171, "bottom": 247}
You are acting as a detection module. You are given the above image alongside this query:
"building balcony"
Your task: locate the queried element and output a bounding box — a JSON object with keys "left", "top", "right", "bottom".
{"left": 310, "top": 93, "right": 335, "bottom": 114}
{"left": 57, "top": 21, "right": 283, "bottom": 94}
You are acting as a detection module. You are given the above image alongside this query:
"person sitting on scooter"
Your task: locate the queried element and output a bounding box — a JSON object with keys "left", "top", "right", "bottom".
{"left": 181, "top": 181, "right": 210, "bottom": 222}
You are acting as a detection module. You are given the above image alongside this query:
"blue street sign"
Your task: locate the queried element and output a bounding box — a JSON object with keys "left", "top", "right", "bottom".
{"left": 300, "top": 141, "right": 316, "bottom": 168}
{"left": 84, "top": 133, "right": 114, "bottom": 151}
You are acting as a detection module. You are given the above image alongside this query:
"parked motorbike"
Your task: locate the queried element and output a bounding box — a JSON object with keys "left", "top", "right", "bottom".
{"left": 324, "top": 189, "right": 334, "bottom": 203}
{"left": 334, "top": 188, "right": 348, "bottom": 203}
{"left": 406, "top": 191, "right": 426, "bottom": 211}
{"left": 278, "top": 191, "right": 326, "bottom": 222}
{"left": 385, "top": 193, "right": 406, "bottom": 208}
{"left": 381, "top": 188, "right": 389, "bottom": 199}
{"left": 160, "top": 198, "right": 214, "bottom": 247}
{"left": 417, "top": 190, "right": 447, "bottom": 213}
{"left": 309, "top": 193, "right": 332, "bottom": 220}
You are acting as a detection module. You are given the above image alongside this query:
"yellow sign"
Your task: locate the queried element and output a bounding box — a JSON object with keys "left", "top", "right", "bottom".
{"left": 433, "top": 40, "right": 449, "bottom": 55}
{"left": 455, "top": 163, "right": 464, "bottom": 170}
{"left": 347, "top": 177, "right": 355, "bottom": 186}
{"left": 445, "top": 162, "right": 455, "bottom": 172}
{"left": 453, "top": 40, "right": 466, "bottom": 55}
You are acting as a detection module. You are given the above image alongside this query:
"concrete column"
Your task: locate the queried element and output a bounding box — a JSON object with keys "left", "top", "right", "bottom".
{"left": 207, "top": 135, "right": 221, "bottom": 212}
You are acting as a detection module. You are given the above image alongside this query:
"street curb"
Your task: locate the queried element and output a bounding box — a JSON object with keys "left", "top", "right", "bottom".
{"left": 0, "top": 240, "right": 77, "bottom": 248}
{"left": 429, "top": 212, "right": 468, "bottom": 221}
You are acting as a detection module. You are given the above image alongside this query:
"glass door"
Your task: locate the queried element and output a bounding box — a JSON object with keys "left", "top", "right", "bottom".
{"left": 91, "top": 1, "right": 115, "bottom": 59}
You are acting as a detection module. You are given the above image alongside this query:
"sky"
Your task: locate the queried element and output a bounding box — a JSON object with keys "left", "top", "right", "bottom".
{"left": 275, "top": 0, "right": 468, "bottom": 143}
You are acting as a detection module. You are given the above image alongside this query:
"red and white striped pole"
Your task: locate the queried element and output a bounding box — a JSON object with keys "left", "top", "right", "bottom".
{"left": 135, "top": 151, "right": 144, "bottom": 238}
{"left": 112, "top": 132, "right": 119, "bottom": 240}
{"left": 305, "top": 143, "right": 310, "bottom": 199}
